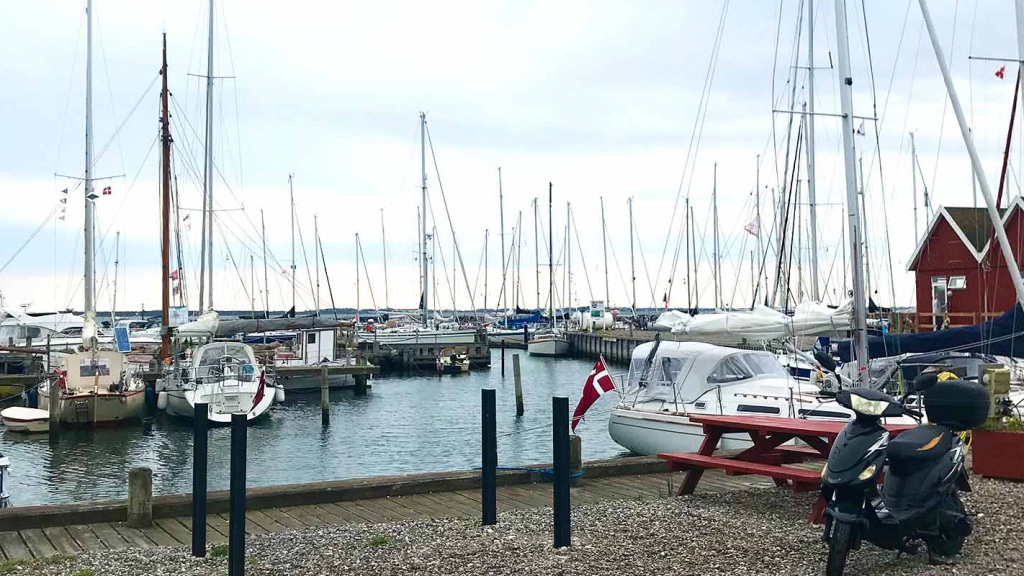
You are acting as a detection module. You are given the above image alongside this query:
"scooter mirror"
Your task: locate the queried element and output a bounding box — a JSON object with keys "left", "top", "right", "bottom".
{"left": 813, "top": 350, "right": 837, "bottom": 372}
{"left": 913, "top": 373, "right": 939, "bottom": 393}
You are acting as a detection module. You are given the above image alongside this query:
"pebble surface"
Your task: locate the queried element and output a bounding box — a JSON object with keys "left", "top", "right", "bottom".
{"left": 12, "top": 478, "right": 1023, "bottom": 575}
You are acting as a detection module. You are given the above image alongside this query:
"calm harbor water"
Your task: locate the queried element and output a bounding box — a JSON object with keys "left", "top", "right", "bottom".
{"left": 1, "top": 350, "right": 628, "bottom": 506}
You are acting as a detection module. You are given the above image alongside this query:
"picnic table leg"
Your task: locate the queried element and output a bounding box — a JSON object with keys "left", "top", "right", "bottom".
{"left": 808, "top": 497, "right": 827, "bottom": 524}
{"left": 677, "top": 428, "right": 723, "bottom": 496}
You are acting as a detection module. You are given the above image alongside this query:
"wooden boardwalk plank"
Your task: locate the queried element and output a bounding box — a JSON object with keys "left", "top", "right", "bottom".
{"left": 317, "top": 503, "right": 365, "bottom": 524}
{"left": 260, "top": 508, "right": 307, "bottom": 530}
{"left": 65, "top": 525, "right": 106, "bottom": 553}
{"left": 42, "top": 527, "right": 81, "bottom": 556}
{"left": 417, "top": 492, "right": 479, "bottom": 518}
{"left": 20, "top": 528, "right": 58, "bottom": 558}
{"left": 353, "top": 499, "right": 408, "bottom": 522}
{"left": 0, "top": 531, "right": 32, "bottom": 561}
{"left": 236, "top": 512, "right": 269, "bottom": 536}
{"left": 138, "top": 524, "right": 180, "bottom": 547}
{"left": 111, "top": 524, "right": 155, "bottom": 549}
{"left": 280, "top": 506, "right": 327, "bottom": 527}
{"left": 295, "top": 505, "right": 348, "bottom": 526}
{"left": 89, "top": 523, "right": 128, "bottom": 551}
{"left": 201, "top": 517, "right": 229, "bottom": 545}
{"left": 247, "top": 510, "right": 287, "bottom": 533}
{"left": 154, "top": 518, "right": 192, "bottom": 546}
{"left": 333, "top": 501, "right": 387, "bottom": 524}
{"left": 206, "top": 514, "right": 231, "bottom": 541}
{"left": 363, "top": 497, "right": 422, "bottom": 520}
{"left": 501, "top": 485, "right": 552, "bottom": 508}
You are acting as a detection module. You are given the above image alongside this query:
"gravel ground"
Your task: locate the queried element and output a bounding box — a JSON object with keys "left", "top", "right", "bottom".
{"left": 9, "top": 478, "right": 1023, "bottom": 576}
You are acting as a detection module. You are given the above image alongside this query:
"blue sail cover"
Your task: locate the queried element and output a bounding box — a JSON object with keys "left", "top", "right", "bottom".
{"left": 837, "top": 304, "right": 1024, "bottom": 361}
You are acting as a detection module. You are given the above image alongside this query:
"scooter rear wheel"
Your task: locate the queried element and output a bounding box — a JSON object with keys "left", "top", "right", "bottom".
{"left": 827, "top": 520, "right": 854, "bottom": 576}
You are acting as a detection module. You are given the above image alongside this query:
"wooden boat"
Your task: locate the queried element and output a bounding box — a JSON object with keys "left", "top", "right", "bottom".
{"left": 0, "top": 407, "right": 49, "bottom": 433}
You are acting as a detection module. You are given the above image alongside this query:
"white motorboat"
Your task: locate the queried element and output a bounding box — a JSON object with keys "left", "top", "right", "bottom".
{"left": 608, "top": 341, "right": 859, "bottom": 455}
{"left": 0, "top": 451, "right": 10, "bottom": 508}
{"left": 0, "top": 407, "right": 49, "bottom": 433}
{"left": 436, "top": 347, "right": 470, "bottom": 374}
{"left": 527, "top": 331, "right": 570, "bottom": 357}
{"left": 274, "top": 328, "right": 355, "bottom": 392}
{"left": 38, "top": 350, "right": 146, "bottom": 427}
{"left": 160, "top": 341, "right": 280, "bottom": 424}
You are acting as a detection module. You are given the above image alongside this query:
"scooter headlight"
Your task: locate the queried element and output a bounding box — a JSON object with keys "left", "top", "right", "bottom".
{"left": 857, "top": 463, "right": 877, "bottom": 481}
{"left": 850, "top": 394, "right": 889, "bottom": 416}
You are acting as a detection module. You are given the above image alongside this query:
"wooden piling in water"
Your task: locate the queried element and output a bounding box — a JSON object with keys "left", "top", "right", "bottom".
{"left": 127, "top": 467, "right": 153, "bottom": 528}
{"left": 569, "top": 435, "right": 582, "bottom": 488}
{"left": 513, "top": 354, "right": 524, "bottom": 416}
{"left": 320, "top": 366, "right": 330, "bottom": 426}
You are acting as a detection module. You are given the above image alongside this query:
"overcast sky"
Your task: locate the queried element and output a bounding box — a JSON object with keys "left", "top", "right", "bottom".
{"left": 1, "top": 0, "right": 1021, "bottom": 314}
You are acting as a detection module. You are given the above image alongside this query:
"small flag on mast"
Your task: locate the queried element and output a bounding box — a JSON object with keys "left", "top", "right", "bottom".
{"left": 571, "top": 357, "right": 615, "bottom": 432}
{"left": 744, "top": 216, "right": 759, "bottom": 236}
{"left": 996, "top": 65, "right": 1006, "bottom": 79}
{"left": 102, "top": 186, "right": 112, "bottom": 195}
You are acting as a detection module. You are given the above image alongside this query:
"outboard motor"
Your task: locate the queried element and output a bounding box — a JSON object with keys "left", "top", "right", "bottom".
{"left": 820, "top": 373, "right": 989, "bottom": 575}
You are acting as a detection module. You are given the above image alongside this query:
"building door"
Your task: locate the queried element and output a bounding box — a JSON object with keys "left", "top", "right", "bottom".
{"left": 931, "top": 276, "right": 947, "bottom": 330}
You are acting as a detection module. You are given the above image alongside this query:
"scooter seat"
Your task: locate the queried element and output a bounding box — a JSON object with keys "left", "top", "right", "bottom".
{"left": 887, "top": 425, "right": 952, "bottom": 461}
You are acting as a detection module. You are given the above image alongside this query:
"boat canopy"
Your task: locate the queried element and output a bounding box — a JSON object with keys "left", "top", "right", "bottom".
{"left": 650, "top": 300, "right": 852, "bottom": 340}
{"left": 176, "top": 311, "right": 348, "bottom": 338}
{"left": 622, "top": 341, "right": 789, "bottom": 404}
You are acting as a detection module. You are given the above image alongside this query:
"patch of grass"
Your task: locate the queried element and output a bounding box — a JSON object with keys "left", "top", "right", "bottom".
{"left": 247, "top": 555, "right": 258, "bottom": 566}
{"left": 367, "top": 535, "right": 395, "bottom": 548}
{"left": 0, "top": 560, "right": 27, "bottom": 575}
{"left": 209, "top": 544, "right": 229, "bottom": 559}
{"left": 73, "top": 570, "right": 95, "bottom": 576}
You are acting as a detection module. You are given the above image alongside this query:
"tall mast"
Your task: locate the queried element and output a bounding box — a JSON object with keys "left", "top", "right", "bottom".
{"left": 533, "top": 198, "right": 540, "bottom": 310}
{"left": 919, "top": 0, "right": 1024, "bottom": 310}
{"left": 755, "top": 155, "right": 763, "bottom": 304}
{"left": 685, "top": 197, "right": 691, "bottom": 310}
{"left": 567, "top": 203, "right": 572, "bottom": 309}
{"left": 516, "top": 211, "right": 523, "bottom": 310}
{"left": 834, "top": 0, "right": 869, "bottom": 384}
{"left": 858, "top": 155, "right": 872, "bottom": 306}
{"left": 806, "top": 0, "right": 820, "bottom": 301}
{"left": 911, "top": 132, "right": 919, "bottom": 239}
{"left": 420, "top": 112, "right": 429, "bottom": 327}
{"left": 498, "top": 168, "right": 505, "bottom": 323}
{"left": 315, "top": 215, "right": 320, "bottom": 314}
{"left": 689, "top": 203, "right": 697, "bottom": 310}
{"left": 713, "top": 163, "right": 720, "bottom": 309}
{"left": 83, "top": 0, "right": 96, "bottom": 349}
{"left": 159, "top": 34, "right": 172, "bottom": 357}
{"left": 381, "top": 208, "right": 389, "bottom": 310}
{"left": 289, "top": 174, "right": 296, "bottom": 314}
{"left": 628, "top": 197, "right": 636, "bottom": 314}
{"left": 250, "top": 255, "right": 255, "bottom": 314}
{"left": 601, "top": 196, "right": 610, "bottom": 306}
{"left": 355, "top": 233, "right": 361, "bottom": 326}
{"left": 112, "top": 231, "right": 120, "bottom": 326}
{"left": 261, "top": 209, "right": 269, "bottom": 318}
{"left": 203, "top": 0, "right": 215, "bottom": 311}
{"left": 548, "top": 183, "right": 554, "bottom": 326}
{"left": 484, "top": 229, "right": 488, "bottom": 311}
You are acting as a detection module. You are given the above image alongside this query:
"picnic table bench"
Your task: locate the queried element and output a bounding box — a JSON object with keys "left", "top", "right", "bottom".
{"left": 658, "top": 414, "right": 913, "bottom": 522}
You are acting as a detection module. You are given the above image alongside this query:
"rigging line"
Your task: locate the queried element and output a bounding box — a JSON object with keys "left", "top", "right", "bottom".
{"left": 316, "top": 228, "right": 338, "bottom": 319}
{"left": 929, "top": 0, "right": 963, "bottom": 200}
{"left": 357, "top": 237, "right": 381, "bottom": 318}
{"left": 93, "top": 3, "right": 127, "bottom": 177}
{"left": 653, "top": 0, "right": 731, "bottom": 296}
{"left": 219, "top": 0, "right": 245, "bottom": 194}
{"left": 859, "top": 0, "right": 898, "bottom": 308}
{"left": 217, "top": 225, "right": 252, "bottom": 307}
{"left": 491, "top": 213, "right": 519, "bottom": 308}
{"left": 52, "top": 8, "right": 87, "bottom": 181}
{"left": 604, "top": 220, "right": 634, "bottom": 313}
{"left": 95, "top": 135, "right": 159, "bottom": 262}
{"left": 424, "top": 123, "right": 476, "bottom": 311}
{"left": 294, "top": 205, "right": 317, "bottom": 314}
{"left": 93, "top": 74, "right": 160, "bottom": 177}
{"left": 471, "top": 241, "right": 485, "bottom": 307}
{"left": 631, "top": 207, "right": 658, "bottom": 309}
{"left": 570, "top": 209, "right": 596, "bottom": 301}
{"left": 0, "top": 204, "right": 62, "bottom": 277}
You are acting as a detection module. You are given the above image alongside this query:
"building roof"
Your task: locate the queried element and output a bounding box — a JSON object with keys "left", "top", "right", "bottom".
{"left": 907, "top": 197, "right": 1024, "bottom": 271}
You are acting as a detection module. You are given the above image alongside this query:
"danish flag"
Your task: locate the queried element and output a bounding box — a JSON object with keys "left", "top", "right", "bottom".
{"left": 102, "top": 186, "right": 112, "bottom": 195}
{"left": 571, "top": 357, "right": 615, "bottom": 432}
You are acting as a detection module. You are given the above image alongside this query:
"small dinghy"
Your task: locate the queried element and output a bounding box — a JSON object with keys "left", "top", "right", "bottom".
{"left": 1, "top": 407, "right": 50, "bottom": 433}
{"left": 0, "top": 451, "right": 10, "bottom": 507}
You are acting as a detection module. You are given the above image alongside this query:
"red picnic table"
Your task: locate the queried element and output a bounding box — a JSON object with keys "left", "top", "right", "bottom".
{"left": 658, "top": 414, "right": 913, "bottom": 523}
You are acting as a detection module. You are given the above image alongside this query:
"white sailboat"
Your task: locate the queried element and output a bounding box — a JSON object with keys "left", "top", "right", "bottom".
{"left": 37, "top": 0, "right": 146, "bottom": 427}
{"left": 528, "top": 183, "right": 569, "bottom": 357}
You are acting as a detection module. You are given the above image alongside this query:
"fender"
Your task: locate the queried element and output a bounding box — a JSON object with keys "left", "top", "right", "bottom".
{"left": 825, "top": 507, "right": 870, "bottom": 527}
{"left": 956, "top": 468, "right": 972, "bottom": 492}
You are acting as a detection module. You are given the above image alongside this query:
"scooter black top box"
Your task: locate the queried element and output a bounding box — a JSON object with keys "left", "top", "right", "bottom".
{"left": 923, "top": 380, "right": 989, "bottom": 430}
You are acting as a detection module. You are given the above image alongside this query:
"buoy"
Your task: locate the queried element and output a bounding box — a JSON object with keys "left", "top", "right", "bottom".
{"left": 155, "top": 378, "right": 165, "bottom": 393}
{"left": 157, "top": 391, "right": 168, "bottom": 410}
{"left": 274, "top": 386, "right": 285, "bottom": 403}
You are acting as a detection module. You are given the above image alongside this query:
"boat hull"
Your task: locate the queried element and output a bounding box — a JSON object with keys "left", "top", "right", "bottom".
{"left": 38, "top": 386, "right": 145, "bottom": 427}
{"left": 607, "top": 408, "right": 755, "bottom": 455}
{"left": 527, "top": 338, "right": 570, "bottom": 357}
{"left": 276, "top": 374, "right": 354, "bottom": 392}
{"left": 0, "top": 407, "right": 50, "bottom": 433}
{"left": 164, "top": 384, "right": 276, "bottom": 424}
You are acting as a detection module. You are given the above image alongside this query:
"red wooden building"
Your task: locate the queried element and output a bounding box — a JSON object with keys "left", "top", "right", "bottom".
{"left": 907, "top": 198, "right": 1024, "bottom": 331}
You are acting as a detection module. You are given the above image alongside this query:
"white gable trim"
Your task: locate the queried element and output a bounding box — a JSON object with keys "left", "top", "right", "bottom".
{"left": 977, "top": 196, "right": 1024, "bottom": 262}
{"left": 905, "top": 207, "right": 982, "bottom": 271}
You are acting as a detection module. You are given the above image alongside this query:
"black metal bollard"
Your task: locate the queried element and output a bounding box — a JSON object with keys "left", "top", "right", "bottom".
{"left": 481, "top": 388, "right": 497, "bottom": 525}
{"left": 552, "top": 396, "right": 571, "bottom": 548}
{"left": 228, "top": 413, "right": 247, "bottom": 576}
{"left": 191, "top": 402, "right": 208, "bottom": 558}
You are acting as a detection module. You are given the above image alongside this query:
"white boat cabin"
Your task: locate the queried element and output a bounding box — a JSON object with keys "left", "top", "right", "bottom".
{"left": 278, "top": 328, "right": 336, "bottom": 366}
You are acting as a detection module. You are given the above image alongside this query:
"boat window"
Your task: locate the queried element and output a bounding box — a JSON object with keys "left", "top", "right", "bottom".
{"left": 799, "top": 409, "right": 849, "bottom": 419}
{"left": 740, "top": 353, "right": 788, "bottom": 377}
{"left": 658, "top": 357, "right": 687, "bottom": 384}
{"left": 737, "top": 404, "right": 780, "bottom": 415}
{"left": 307, "top": 332, "right": 317, "bottom": 344}
{"left": 707, "top": 356, "right": 754, "bottom": 384}
{"left": 198, "top": 343, "right": 253, "bottom": 367}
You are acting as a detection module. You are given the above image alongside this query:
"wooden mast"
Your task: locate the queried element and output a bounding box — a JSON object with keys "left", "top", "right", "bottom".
{"left": 160, "top": 32, "right": 172, "bottom": 359}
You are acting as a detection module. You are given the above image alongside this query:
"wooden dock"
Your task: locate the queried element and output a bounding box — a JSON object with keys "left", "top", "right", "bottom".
{"left": 0, "top": 461, "right": 788, "bottom": 562}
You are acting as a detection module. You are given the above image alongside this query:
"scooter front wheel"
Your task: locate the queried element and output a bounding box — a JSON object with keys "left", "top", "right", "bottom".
{"left": 826, "top": 520, "right": 854, "bottom": 576}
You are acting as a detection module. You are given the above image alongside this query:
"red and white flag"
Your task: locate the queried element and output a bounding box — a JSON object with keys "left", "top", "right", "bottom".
{"left": 996, "top": 65, "right": 1006, "bottom": 79}
{"left": 571, "top": 357, "right": 615, "bottom": 432}
{"left": 251, "top": 369, "right": 266, "bottom": 410}
{"left": 102, "top": 186, "right": 112, "bottom": 195}
{"left": 169, "top": 269, "right": 179, "bottom": 281}
{"left": 744, "top": 216, "right": 759, "bottom": 236}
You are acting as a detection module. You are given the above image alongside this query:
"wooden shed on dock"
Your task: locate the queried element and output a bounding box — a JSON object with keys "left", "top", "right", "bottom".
{"left": 907, "top": 198, "right": 1024, "bottom": 331}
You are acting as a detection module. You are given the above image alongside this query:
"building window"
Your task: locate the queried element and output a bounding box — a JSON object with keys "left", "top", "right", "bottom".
{"left": 948, "top": 276, "right": 966, "bottom": 290}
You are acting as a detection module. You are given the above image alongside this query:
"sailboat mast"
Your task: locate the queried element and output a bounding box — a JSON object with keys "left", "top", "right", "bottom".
{"left": 567, "top": 203, "right": 572, "bottom": 310}
{"left": 204, "top": 0, "right": 215, "bottom": 311}
{"left": 713, "top": 163, "right": 720, "bottom": 309}
{"left": 548, "top": 183, "right": 554, "bottom": 326}
{"left": 83, "top": 0, "right": 96, "bottom": 348}
{"left": 420, "top": 112, "right": 429, "bottom": 327}
{"left": 112, "top": 231, "right": 120, "bottom": 326}
{"left": 685, "top": 197, "right": 691, "bottom": 310}
{"left": 858, "top": 156, "right": 872, "bottom": 306}
{"left": 160, "top": 32, "right": 171, "bottom": 358}
{"left": 533, "top": 198, "right": 540, "bottom": 310}
{"left": 806, "top": 0, "right": 820, "bottom": 301}
{"left": 834, "top": 0, "right": 869, "bottom": 384}
{"left": 289, "top": 174, "right": 296, "bottom": 314}
{"left": 484, "top": 229, "right": 488, "bottom": 311}
{"left": 601, "top": 196, "right": 609, "bottom": 306}
{"left": 911, "top": 132, "right": 919, "bottom": 239}
{"left": 355, "top": 233, "right": 361, "bottom": 327}
{"left": 755, "top": 155, "right": 763, "bottom": 304}
{"left": 315, "top": 215, "right": 320, "bottom": 313}
{"left": 498, "top": 168, "right": 505, "bottom": 323}
{"left": 261, "top": 209, "right": 269, "bottom": 317}
{"left": 380, "top": 208, "right": 389, "bottom": 310}
{"left": 629, "top": 197, "right": 636, "bottom": 314}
